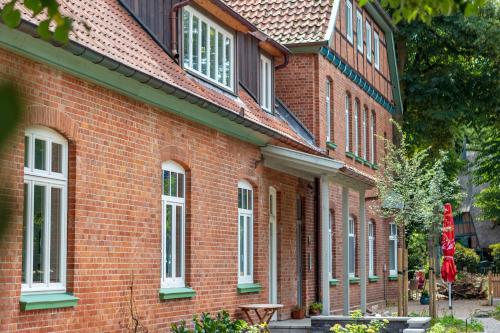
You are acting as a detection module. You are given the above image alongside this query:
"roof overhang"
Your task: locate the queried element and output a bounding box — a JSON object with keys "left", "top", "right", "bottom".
{"left": 262, "top": 145, "right": 374, "bottom": 190}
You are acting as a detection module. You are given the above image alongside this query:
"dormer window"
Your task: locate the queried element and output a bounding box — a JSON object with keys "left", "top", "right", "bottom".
{"left": 260, "top": 54, "right": 272, "bottom": 113}
{"left": 182, "top": 6, "right": 234, "bottom": 91}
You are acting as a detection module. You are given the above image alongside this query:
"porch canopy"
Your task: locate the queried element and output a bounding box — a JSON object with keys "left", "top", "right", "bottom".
{"left": 261, "top": 145, "right": 374, "bottom": 315}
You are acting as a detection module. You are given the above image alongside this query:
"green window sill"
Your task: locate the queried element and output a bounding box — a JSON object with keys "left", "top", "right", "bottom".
{"left": 159, "top": 287, "right": 196, "bottom": 300}
{"left": 20, "top": 292, "right": 79, "bottom": 311}
{"left": 388, "top": 275, "right": 398, "bottom": 281}
{"left": 371, "top": 164, "right": 379, "bottom": 170}
{"left": 345, "top": 151, "right": 356, "bottom": 159}
{"left": 355, "top": 156, "right": 364, "bottom": 163}
{"left": 349, "top": 277, "right": 360, "bottom": 284}
{"left": 363, "top": 160, "right": 372, "bottom": 167}
{"left": 369, "top": 276, "right": 380, "bottom": 282}
{"left": 326, "top": 142, "right": 337, "bottom": 150}
{"left": 329, "top": 279, "right": 339, "bottom": 286}
{"left": 237, "top": 283, "right": 262, "bottom": 294}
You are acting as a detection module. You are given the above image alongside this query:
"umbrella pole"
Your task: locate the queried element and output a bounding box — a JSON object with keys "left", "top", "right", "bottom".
{"left": 448, "top": 282, "right": 452, "bottom": 311}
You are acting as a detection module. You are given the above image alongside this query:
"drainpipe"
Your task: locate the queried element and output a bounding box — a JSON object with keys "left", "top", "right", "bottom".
{"left": 170, "top": 0, "right": 194, "bottom": 60}
{"left": 275, "top": 53, "right": 289, "bottom": 70}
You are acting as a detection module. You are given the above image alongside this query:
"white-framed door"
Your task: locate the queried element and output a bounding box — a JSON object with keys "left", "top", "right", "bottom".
{"left": 269, "top": 187, "right": 278, "bottom": 319}
{"left": 296, "top": 196, "right": 303, "bottom": 307}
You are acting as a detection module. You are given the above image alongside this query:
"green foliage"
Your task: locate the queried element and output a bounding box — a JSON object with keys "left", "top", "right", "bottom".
{"left": 455, "top": 243, "right": 480, "bottom": 273}
{"left": 408, "top": 233, "right": 428, "bottom": 276}
{"left": 309, "top": 302, "right": 323, "bottom": 313}
{"left": 171, "top": 311, "right": 247, "bottom": 333}
{"left": 471, "top": 127, "right": 500, "bottom": 187}
{"left": 475, "top": 185, "right": 500, "bottom": 225}
{"left": 329, "top": 310, "right": 389, "bottom": 333}
{"left": 490, "top": 243, "right": 500, "bottom": 271}
{"left": 431, "top": 315, "right": 484, "bottom": 332}
{"left": 1, "top": 0, "right": 72, "bottom": 43}
{"left": 493, "top": 304, "right": 500, "bottom": 321}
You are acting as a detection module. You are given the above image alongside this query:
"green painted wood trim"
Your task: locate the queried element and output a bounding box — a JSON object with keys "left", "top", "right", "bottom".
{"left": 345, "top": 151, "right": 356, "bottom": 159}
{"left": 363, "top": 160, "right": 372, "bottom": 167}
{"left": 326, "top": 141, "right": 337, "bottom": 150}
{"left": 355, "top": 156, "right": 364, "bottom": 163}
{"left": 0, "top": 24, "right": 269, "bottom": 147}
{"left": 329, "top": 279, "right": 339, "bottom": 286}
{"left": 388, "top": 275, "right": 398, "bottom": 281}
{"left": 159, "top": 287, "right": 196, "bottom": 300}
{"left": 369, "top": 276, "right": 380, "bottom": 282}
{"left": 237, "top": 283, "right": 262, "bottom": 294}
{"left": 20, "top": 293, "right": 79, "bottom": 311}
{"left": 349, "top": 277, "right": 360, "bottom": 284}
{"left": 371, "top": 164, "right": 379, "bottom": 170}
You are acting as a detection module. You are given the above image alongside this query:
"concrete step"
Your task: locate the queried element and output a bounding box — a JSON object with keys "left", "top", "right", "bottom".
{"left": 403, "top": 329, "right": 425, "bottom": 333}
{"left": 270, "top": 328, "right": 311, "bottom": 333}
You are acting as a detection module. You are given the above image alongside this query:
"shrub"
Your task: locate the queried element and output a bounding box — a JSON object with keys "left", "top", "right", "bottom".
{"left": 430, "top": 315, "right": 484, "bottom": 333}
{"left": 329, "top": 310, "right": 388, "bottom": 333}
{"left": 309, "top": 302, "right": 323, "bottom": 313}
{"left": 490, "top": 243, "right": 500, "bottom": 272}
{"left": 171, "top": 311, "right": 247, "bottom": 333}
{"left": 455, "top": 243, "right": 480, "bottom": 273}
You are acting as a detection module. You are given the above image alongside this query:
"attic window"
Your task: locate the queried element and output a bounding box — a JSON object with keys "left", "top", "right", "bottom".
{"left": 260, "top": 54, "right": 272, "bottom": 113}
{"left": 182, "top": 6, "right": 234, "bottom": 91}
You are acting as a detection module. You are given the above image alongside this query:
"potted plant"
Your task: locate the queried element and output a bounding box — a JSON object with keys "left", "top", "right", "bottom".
{"left": 309, "top": 302, "right": 323, "bottom": 316}
{"left": 291, "top": 305, "right": 305, "bottom": 319}
{"left": 420, "top": 290, "right": 430, "bottom": 305}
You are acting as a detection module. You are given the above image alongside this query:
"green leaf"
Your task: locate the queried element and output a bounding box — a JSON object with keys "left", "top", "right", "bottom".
{"left": 23, "top": 0, "right": 43, "bottom": 15}
{"left": 53, "top": 17, "right": 71, "bottom": 43}
{"left": 36, "top": 19, "right": 51, "bottom": 40}
{"left": 359, "top": 0, "right": 369, "bottom": 7}
{"left": 1, "top": 2, "right": 21, "bottom": 28}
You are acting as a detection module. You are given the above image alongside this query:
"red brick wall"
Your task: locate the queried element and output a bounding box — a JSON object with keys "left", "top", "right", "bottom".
{"left": 0, "top": 48, "right": 317, "bottom": 331}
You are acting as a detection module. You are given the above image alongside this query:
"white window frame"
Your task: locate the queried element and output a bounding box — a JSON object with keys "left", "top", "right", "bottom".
{"left": 238, "top": 180, "right": 254, "bottom": 284}
{"left": 161, "top": 161, "right": 186, "bottom": 289}
{"left": 348, "top": 217, "right": 355, "bottom": 277}
{"left": 370, "top": 111, "right": 375, "bottom": 163}
{"left": 345, "top": 0, "right": 353, "bottom": 43}
{"left": 260, "top": 54, "right": 273, "bottom": 113}
{"left": 329, "top": 211, "right": 333, "bottom": 279}
{"left": 362, "top": 108, "right": 367, "bottom": 160}
{"left": 374, "top": 31, "right": 380, "bottom": 70}
{"left": 23, "top": 126, "right": 68, "bottom": 294}
{"left": 356, "top": 10, "right": 363, "bottom": 53}
{"left": 326, "top": 80, "right": 331, "bottom": 142}
{"left": 366, "top": 21, "right": 372, "bottom": 63}
{"left": 368, "top": 220, "right": 375, "bottom": 277}
{"left": 354, "top": 100, "right": 359, "bottom": 156}
{"left": 389, "top": 223, "right": 398, "bottom": 276}
{"left": 182, "top": 6, "right": 235, "bottom": 91}
{"left": 345, "top": 94, "right": 350, "bottom": 152}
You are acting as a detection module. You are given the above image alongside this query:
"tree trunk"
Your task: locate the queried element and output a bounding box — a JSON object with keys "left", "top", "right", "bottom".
{"left": 403, "top": 248, "right": 409, "bottom": 316}
{"left": 397, "top": 224, "right": 405, "bottom": 316}
{"left": 428, "top": 237, "right": 437, "bottom": 318}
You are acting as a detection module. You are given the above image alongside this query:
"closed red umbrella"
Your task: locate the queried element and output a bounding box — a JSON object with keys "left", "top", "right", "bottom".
{"left": 441, "top": 203, "right": 457, "bottom": 310}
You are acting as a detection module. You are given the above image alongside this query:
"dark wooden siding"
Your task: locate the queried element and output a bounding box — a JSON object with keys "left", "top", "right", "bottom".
{"left": 119, "top": 0, "right": 182, "bottom": 52}
{"left": 237, "top": 32, "right": 260, "bottom": 101}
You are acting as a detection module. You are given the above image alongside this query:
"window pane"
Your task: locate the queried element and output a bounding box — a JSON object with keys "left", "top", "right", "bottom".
{"left": 51, "top": 142, "right": 63, "bottom": 173}
{"left": 239, "top": 215, "right": 244, "bottom": 276}
{"left": 389, "top": 239, "right": 396, "bottom": 271}
{"left": 209, "top": 27, "right": 216, "bottom": 80}
{"left": 34, "top": 138, "right": 46, "bottom": 170}
{"left": 248, "top": 190, "right": 252, "bottom": 210}
{"left": 224, "top": 37, "right": 231, "bottom": 86}
{"left": 238, "top": 188, "right": 242, "bottom": 209}
{"left": 170, "top": 172, "right": 177, "bottom": 197}
{"left": 33, "top": 185, "right": 45, "bottom": 283}
{"left": 349, "top": 236, "right": 355, "bottom": 274}
{"left": 178, "top": 173, "right": 184, "bottom": 199}
{"left": 175, "top": 205, "right": 183, "bottom": 278}
{"left": 192, "top": 16, "right": 199, "bottom": 70}
{"left": 217, "top": 32, "right": 224, "bottom": 83}
{"left": 50, "top": 187, "right": 61, "bottom": 283}
{"left": 165, "top": 205, "right": 173, "bottom": 278}
{"left": 24, "top": 136, "right": 29, "bottom": 168}
{"left": 201, "top": 21, "right": 208, "bottom": 75}
{"left": 22, "top": 183, "right": 28, "bottom": 284}
{"left": 163, "top": 170, "right": 170, "bottom": 196}
{"left": 183, "top": 10, "right": 190, "bottom": 67}
{"left": 242, "top": 189, "right": 247, "bottom": 210}
{"left": 246, "top": 216, "right": 252, "bottom": 275}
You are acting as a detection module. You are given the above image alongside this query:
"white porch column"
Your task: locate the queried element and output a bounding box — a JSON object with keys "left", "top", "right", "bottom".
{"left": 359, "top": 189, "right": 367, "bottom": 313}
{"left": 320, "top": 175, "right": 330, "bottom": 315}
{"left": 342, "top": 186, "right": 350, "bottom": 315}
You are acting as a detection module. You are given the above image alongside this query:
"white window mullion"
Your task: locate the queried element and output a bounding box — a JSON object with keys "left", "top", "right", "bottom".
{"left": 222, "top": 38, "right": 226, "bottom": 86}
{"left": 27, "top": 181, "right": 33, "bottom": 289}
{"left": 172, "top": 204, "right": 177, "bottom": 280}
{"left": 44, "top": 185, "right": 51, "bottom": 286}
{"left": 189, "top": 14, "right": 193, "bottom": 69}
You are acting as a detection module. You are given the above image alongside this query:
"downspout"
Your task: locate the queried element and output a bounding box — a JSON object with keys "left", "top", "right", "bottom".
{"left": 275, "top": 53, "right": 289, "bottom": 70}
{"left": 170, "top": 0, "right": 194, "bottom": 60}
{"left": 315, "top": 177, "right": 321, "bottom": 303}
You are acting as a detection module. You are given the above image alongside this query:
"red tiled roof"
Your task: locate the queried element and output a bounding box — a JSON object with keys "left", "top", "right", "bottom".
{"left": 3, "top": 0, "right": 317, "bottom": 151}
{"left": 224, "top": 0, "right": 333, "bottom": 44}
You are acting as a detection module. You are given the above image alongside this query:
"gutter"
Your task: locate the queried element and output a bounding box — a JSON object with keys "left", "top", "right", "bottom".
{"left": 13, "top": 20, "right": 319, "bottom": 155}
{"left": 170, "top": 0, "right": 194, "bottom": 60}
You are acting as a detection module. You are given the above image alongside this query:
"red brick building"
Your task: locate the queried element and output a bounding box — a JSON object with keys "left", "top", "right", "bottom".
{"left": 0, "top": 0, "right": 402, "bottom": 331}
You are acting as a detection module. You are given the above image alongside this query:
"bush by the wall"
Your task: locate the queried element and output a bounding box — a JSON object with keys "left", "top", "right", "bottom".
{"left": 454, "top": 243, "right": 480, "bottom": 273}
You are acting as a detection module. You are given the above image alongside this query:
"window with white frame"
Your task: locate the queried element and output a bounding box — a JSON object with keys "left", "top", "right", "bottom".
{"left": 326, "top": 79, "right": 331, "bottom": 142}
{"left": 348, "top": 216, "right": 356, "bottom": 277}
{"left": 389, "top": 223, "right": 397, "bottom": 276}
{"left": 374, "top": 31, "right": 380, "bottom": 70}
{"left": 368, "top": 220, "right": 375, "bottom": 277}
{"left": 238, "top": 180, "right": 253, "bottom": 284}
{"left": 362, "top": 108, "right": 367, "bottom": 160}
{"left": 23, "top": 127, "right": 68, "bottom": 293}
{"left": 182, "top": 6, "right": 234, "bottom": 91}
{"left": 162, "top": 161, "right": 186, "bottom": 288}
{"left": 356, "top": 10, "right": 363, "bottom": 53}
{"left": 345, "top": 94, "right": 350, "bottom": 152}
{"left": 345, "top": 0, "right": 353, "bottom": 42}
{"left": 329, "top": 211, "right": 334, "bottom": 279}
{"left": 260, "top": 54, "right": 273, "bottom": 112}
{"left": 366, "top": 21, "right": 372, "bottom": 62}
{"left": 354, "top": 99, "right": 359, "bottom": 156}
{"left": 370, "top": 111, "right": 375, "bottom": 163}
